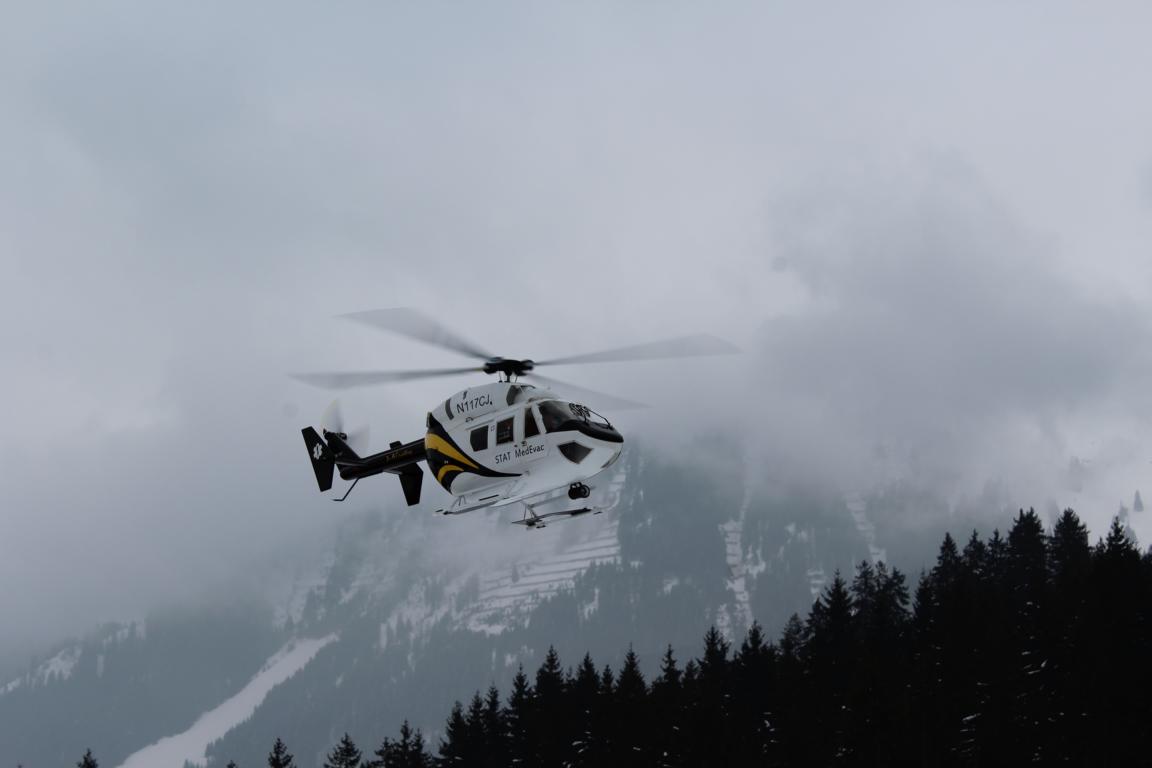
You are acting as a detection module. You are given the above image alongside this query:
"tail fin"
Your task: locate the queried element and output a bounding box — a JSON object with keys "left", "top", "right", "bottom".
{"left": 301, "top": 427, "right": 335, "bottom": 492}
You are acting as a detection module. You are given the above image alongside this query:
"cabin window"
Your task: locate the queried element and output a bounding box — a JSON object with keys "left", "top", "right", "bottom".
{"left": 496, "top": 417, "right": 514, "bottom": 445}
{"left": 524, "top": 407, "right": 540, "bottom": 438}
{"left": 470, "top": 425, "right": 488, "bottom": 451}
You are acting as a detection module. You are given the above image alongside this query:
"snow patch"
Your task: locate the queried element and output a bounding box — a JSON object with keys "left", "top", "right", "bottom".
{"left": 116, "top": 635, "right": 337, "bottom": 768}
{"left": 1, "top": 645, "right": 82, "bottom": 697}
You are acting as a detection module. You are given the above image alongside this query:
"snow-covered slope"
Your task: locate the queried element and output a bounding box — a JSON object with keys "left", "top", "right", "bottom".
{"left": 117, "top": 635, "right": 337, "bottom": 768}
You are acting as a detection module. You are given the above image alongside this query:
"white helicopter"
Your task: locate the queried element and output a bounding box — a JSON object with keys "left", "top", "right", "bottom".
{"left": 294, "top": 309, "right": 736, "bottom": 528}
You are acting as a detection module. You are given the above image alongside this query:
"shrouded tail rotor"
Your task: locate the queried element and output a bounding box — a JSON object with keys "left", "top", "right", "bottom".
{"left": 320, "top": 400, "right": 371, "bottom": 456}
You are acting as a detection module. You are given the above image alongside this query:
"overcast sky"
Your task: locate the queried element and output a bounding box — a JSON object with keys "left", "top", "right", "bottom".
{"left": 2, "top": 1, "right": 1151, "bottom": 660}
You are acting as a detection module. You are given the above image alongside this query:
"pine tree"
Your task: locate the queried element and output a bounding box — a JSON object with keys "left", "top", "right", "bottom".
{"left": 599, "top": 663, "right": 615, "bottom": 692}
{"left": 267, "top": 738, "right": 295, "bottom": 768}
{"left": 616, "top": 646, "right": 646, "bottom": 703}
{"left": 372, "top": 721, "right": 432, "bottom": 768}
{"left": 568, "top": 654, "right": 607, "bottom": 767}
{"left": 439, "top": 701, "right": 473, "bottom": 765}
{"left": 324, "top": 733, "right": 362, "bottom": 768}
{"left": 568, "top": 654, "right": 603, "bottom": 766}
{"left": 482, "top": 684, "right": 507, "bottom": 767}
{"left": 698, "top": 626, "right": 730, "bottom": 681}
{"left": 408, "top": 728, "right": 432, "bottom": 768}
{"left": 465, "top": 691, "right": 487, "bottom": 748}
{"left": 1049, "top": 509, "right": 1090, "bottom": 584}
{"left": 77, "top": 750, "right": 98, "bottom": 768}
{"left": 227, "top": 762, "right": 238, "bottom": 768}
{"left": 962, "top": 530, "right": 987, "bottom": 573}
{"left": 533, "top": 646, "right": 568, "bottom": 767}
{"left": 504, "top": 665, "right": 534, "bottom": 766}
{"left": 613, "top": 646, "right": 648, "bottom": 760}
{"left": 733, "top": 623, "right": 778, "bottom": 764}
{"left": 650, "top": 645, "right": 684, "bottom": 767}
{"left": 654, "top": 645, "right": 681, "bottom": 691}
{"left": 805, "top": 573, "right": 855, "bottom": 762}
{"left": 534, "top": 646, "right": 565, "bottom": 704}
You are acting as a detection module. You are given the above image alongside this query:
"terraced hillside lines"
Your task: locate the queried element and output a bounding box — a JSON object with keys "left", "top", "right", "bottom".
{"left": 466, "top": 519, "right": 620, "bottom": 633}
{"left": 463, "top": 466, "right": 629, "bottom": 634}
{"left": 845, "top": 492, "right": 887, "bottom": 565}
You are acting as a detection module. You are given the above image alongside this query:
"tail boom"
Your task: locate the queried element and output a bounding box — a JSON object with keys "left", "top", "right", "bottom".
{"left": 301, "top": 429, "right": 426, "bottom": 505}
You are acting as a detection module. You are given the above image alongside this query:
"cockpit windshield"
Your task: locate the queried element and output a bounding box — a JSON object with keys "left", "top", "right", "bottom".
{"left": 505, "top": 384, "right": 539, "bottom": 406}
{"left": 539, "top": 401, "right": 613, "bottom": 432}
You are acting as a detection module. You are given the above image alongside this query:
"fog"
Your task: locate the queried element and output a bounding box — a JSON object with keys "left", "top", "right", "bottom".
{"left": 2, "top": 1, "right": 1151, "bottom": 662}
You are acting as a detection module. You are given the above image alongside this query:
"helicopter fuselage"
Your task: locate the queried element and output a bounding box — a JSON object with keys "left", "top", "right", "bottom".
{"left": 424, "top": 381, "right": 623, "bottom": 504}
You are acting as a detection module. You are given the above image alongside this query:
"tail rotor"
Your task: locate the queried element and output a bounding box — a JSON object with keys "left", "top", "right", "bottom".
{"left": 321, "top": 399, "right": 371, "bottom": 456}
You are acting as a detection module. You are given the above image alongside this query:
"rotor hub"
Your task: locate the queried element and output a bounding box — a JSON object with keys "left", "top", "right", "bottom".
{"left": 482, "top": 357, "right": 535, "bottom": 378}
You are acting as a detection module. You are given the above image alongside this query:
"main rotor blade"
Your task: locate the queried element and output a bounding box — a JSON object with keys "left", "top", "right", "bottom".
{"left": 524, "top": 373, "right": 646, "bottom": 411}
{"left": 339, "top": 308, "right": 492, "bottom": 360}
{"left": 535, "top": 334, "right": 739, "bottom": 367}
{"left": 291, "top": 366, "right": 481, "bottom": 390}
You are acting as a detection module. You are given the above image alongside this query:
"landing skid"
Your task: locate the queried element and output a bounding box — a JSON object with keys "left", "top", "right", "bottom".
{"left": 512, "top": 500, "right": 603, "bottom": 529}
{"left": 436, "top": 483, "right": 604, "bottom": 527}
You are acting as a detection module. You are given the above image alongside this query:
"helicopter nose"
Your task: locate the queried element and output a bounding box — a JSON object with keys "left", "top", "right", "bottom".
{"left": 602, "top": 443, "right": 623, "bottom": 470}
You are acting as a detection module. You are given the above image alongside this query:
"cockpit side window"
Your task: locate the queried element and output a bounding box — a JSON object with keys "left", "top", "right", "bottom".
{"left": 524, "top": 407, "right": 540, "bottom": 438}
{"left": 539, "top": 401, "right": 569, "bottom": 433}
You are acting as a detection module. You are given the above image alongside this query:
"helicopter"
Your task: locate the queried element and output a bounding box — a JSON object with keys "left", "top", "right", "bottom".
{"left": 294, "top": 309, "right": 736, "bottom": 528}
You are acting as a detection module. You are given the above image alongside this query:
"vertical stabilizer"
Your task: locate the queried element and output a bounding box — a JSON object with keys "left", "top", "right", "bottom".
{"left": 301, "top": 427, "right": 335, "bottom": 492}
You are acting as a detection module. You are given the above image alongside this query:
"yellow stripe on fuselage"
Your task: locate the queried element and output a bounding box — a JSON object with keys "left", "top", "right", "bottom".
{"left": 425, "top": 433, "right": 478, "bottom": 469}
{"left": 436, "top": 463, "right": 464, "bottom": 483}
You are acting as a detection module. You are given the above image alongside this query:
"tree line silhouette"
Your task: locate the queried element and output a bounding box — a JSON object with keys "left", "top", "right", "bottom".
{"left": 73, "top": 508, "right": 1151, "bottom": 766}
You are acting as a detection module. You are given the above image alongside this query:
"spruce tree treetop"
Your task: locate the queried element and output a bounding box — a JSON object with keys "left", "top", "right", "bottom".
{"left": 439, "top": 701, "right": 469, "bottom": 762}
{"left": 322, "top": 732, "right": 361, "bottom": 768}
{"left": 1101, "top": 516, "right": 1141, "bottom": 566}
{"left": 572, "top": 652, "right": 601, "bottom": 700}
{"left": 932, "top": 532, "right": 962, "bottom": 587}
{"left": 372, "top": 720, "right": 432, "bottom": 768}
{"left": 738, "top": 621, "right": 766, "bottom": 661}
{"left": 77, "top": 749, "right": 98, "bottom": 768}
{"left": 617, "top": 646, "right": 647, "bottom": 702}
{"left": 656, "top": 644, "right": 681, "bottom": 689}
{"left": 700, "top": 626, "right": 731, "bottom": 679}
{"left": 536, "top": 645, "right": 565, "bottom": 702}
{"left": 267, "top": 737, "right": 295, "bottom": 768}
{"left": 779, "top": 613, "right": 806, "bottom": 660}
{"left": 1049, "top": 509, "right": 1089, "bottom": 580}
{"left": 324, "top": 732, "right": 363, "bottom": 768}
{"left": 963, "top": 530, "right": 987, "bottom": 572}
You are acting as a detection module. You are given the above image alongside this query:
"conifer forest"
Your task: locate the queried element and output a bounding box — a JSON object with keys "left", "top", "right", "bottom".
{"left": 72, "top": 508, "right": 1151, "bottom": 767}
